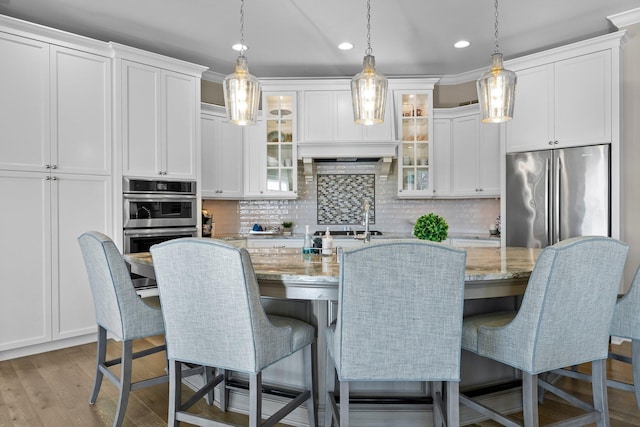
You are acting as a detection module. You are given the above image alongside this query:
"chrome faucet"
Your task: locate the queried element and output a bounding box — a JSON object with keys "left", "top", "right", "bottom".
{"left": 361, "top": 200, "right": 371, "bottom": 243}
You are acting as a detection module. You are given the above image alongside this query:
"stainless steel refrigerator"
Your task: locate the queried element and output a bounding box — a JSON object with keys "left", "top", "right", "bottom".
{"left": 505, "top": 144, "right": 610, "bottom": 248}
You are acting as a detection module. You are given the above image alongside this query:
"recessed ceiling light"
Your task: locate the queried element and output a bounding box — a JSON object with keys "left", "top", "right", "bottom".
{"left": 338, "top": 42, "right": 354, "bottom": 50}
{"left": 454, "top": 40, "right": 471, "bottom": 49}
{"left": 232, "top": 43, "right": 248, "bottom": 52}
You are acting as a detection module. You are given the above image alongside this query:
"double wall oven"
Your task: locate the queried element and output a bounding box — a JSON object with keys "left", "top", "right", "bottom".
{"left": 123, "top": 177, "right": 198, "bottom": 254}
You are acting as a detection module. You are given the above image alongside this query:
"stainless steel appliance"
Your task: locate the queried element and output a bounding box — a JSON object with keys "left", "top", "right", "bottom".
{"left": 505, "top": 144, "right": 610, "bottom": 248}
{"left": 123, "top": 177, "right": 197, "bottom": 254}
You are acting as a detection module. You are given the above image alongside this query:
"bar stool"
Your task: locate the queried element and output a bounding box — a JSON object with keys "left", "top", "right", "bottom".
{"left": 546, "top": 265, "right": 640, "bottom": 409}
{"left": 459, "top": 236, "right": 628, "bottom": 427}
{"left": 151, "top": 238, "right": 316, "bottom": 427}
{"left": 78, "top": 231, "right": 169, "bottom": 427}
{"left": 325, "top": 241, "right": 467, "bottom": 427}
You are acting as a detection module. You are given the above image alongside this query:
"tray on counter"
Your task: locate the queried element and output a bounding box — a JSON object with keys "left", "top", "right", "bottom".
{"left": 249, "top": 230, "right": 281, "bottom": 235}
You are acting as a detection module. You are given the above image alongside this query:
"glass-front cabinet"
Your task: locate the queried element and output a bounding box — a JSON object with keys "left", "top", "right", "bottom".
{"left": 244, "top": 92, "right": 298, "bottom": 199}
{"left": 396, "top": 91, "right": 432, "bottom": 197}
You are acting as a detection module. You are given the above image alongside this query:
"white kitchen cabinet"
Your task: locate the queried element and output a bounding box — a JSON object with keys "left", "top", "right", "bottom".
{"left": 505, "top": 49, "right": 612, "bottom": 153}
{"left": 396, "top": 90, "right": 433, "bottom": 197}
{"left": 201, "top": 104, "right": 244, "bottom": 199}
{"left": 0, "top": 170, "right": 112, "bottom": 352}
{"left": 432, "top": 118, "right": 452, "bottom": 196}
{"left": 432, "top": 106, "right": 500, "bottom": 198}
{"left": 304, "top": 90, "right": 392, "bottom": 142}
{"left": 120, "top": 59, "right": 200, "bottom": 179}
{"left": 0, "top": 33, "right": 111, "bottom": 175}
{"left": 244, "top": 93, "right": 298, "bottom": 199}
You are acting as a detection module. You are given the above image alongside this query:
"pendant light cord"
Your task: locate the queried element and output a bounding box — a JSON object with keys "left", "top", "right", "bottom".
{"left": 366, "top": 0, "right": 372, "bottom": 55}
{"left": 239, "top": 0, "right": 246, "bottom": 57}
{"left": 493, "top": 0, "right": 500, "bottom": 54}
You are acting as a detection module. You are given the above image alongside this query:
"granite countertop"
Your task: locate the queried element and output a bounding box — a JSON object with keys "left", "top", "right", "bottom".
{"left": 125, "top": 245, "right": 540, "bottom": 284}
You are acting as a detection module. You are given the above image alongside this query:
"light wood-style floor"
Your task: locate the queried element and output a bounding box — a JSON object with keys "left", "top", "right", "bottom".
{"left": 0, "top": 337, "right": 638, "bottom": 426}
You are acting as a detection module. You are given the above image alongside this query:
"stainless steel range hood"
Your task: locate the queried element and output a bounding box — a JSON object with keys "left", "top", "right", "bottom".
{"left": 297, "top": 140, "right": 397, "bottom": 183}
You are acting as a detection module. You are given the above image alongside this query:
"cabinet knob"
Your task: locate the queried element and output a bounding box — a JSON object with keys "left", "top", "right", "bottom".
{"left": 548, "top": 141, "right": 554, "bottom": 145}
{"left": 51, "top": 165, "right": 57, "bottom": 169}
{"left": 554, "top": 140, "right": 559, "bottom": 145}
{"left": 45, "top": 175, "right": 50, "bottom": 180}
{"left": 45, "top": 164, "right": 51, "bottom": 169}
{"left": 51, "top": 176, "right": 58, "bottom": 181}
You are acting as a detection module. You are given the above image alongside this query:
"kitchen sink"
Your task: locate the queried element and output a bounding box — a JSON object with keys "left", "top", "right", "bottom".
{"left": 313, "top": 230, "right": 382, "bottom": 236}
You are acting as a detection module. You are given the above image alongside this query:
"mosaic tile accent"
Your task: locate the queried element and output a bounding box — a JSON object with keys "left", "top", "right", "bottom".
{"left": 317, "top": 174, "right": 375, "bottom": 225}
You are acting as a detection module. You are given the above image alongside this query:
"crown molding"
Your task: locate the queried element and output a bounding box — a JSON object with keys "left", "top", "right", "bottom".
{"left": 608, "top": 7, "right": 640, "bottom": 28}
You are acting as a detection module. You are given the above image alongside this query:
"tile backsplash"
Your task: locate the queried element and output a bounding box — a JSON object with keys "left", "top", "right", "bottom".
{"left": 317, "top": 173, "right": 375, "bottom": 225}
{"left": 204, "top": 161, "right": 500, "bottom": 236}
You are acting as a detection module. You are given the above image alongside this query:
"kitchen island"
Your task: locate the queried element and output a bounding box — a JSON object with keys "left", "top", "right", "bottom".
{"left": 124, "top": 244, "right": 541, "bottom": 427}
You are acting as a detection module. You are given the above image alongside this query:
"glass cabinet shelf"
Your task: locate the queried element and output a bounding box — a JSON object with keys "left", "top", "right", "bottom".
{"left": 397, "top": 92, "right": 433, "bottom": 196}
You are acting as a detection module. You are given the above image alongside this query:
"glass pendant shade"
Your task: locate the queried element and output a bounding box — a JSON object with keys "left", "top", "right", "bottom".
{"left": 351, "top": 54, "right": 388, "bottom": 125}
{"left": 477, "top": 52, "right": 517, "bottom": 123}
{"left": 223, "top": 56, "right": 261, "bottom": 125}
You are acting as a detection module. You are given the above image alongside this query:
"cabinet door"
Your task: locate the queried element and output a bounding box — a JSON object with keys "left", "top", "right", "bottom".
{"left": 0, "top": 171, "right": 51, "bottom": 351}
{"left": 432, "top": 118, "right": 451, "bottom": 196}
{"left": 304, "top": 91, "right": 333, "bottom": 141}
{"left": 554, "top": 50, "right": 611, "bottom": 147}
{"left": 334, "top": 91, "right": 362, "bottom": 141}
{"left": 477, "top": 123, "right": 501, "bottom": 195}
{"left": 163, "top": 70, "right": 198, "bottom": 179}
{"left": 451, "top": 115, "right": 480, "bottom": 196}
{"left": 0, "top": 33, "right": 50, "bottom": 172}
{"left": 53, "top": 174, "right": 111, "bottom": 340}
{"left": 217, "top": 119, "right": 244, "bottom": 197}
{"left": 201, "top": 114, "right": 217, "bottom": 197}
{"left": 51, "top": 46, "right": 111, "bottom": 175}
{"left": 504, "top": 64, "right": 554, "bottom": 153}
{"left": 244, "top": 120, "right": 268, "bottom": 197}
{"left": 122, "top": 60, "right": 162, "bottom": 177}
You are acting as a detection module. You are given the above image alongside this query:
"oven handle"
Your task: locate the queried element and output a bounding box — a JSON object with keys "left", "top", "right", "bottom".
{"left": 123, "top": 227, "right": 198, "bottom": 237}
{"left": 123, "top": 193, "right": 197, "bottom": 201}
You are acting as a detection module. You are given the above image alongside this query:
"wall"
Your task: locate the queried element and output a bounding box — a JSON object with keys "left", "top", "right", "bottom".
{"left": 204, "top": 161, "right": 500, "bottom": 236}
{"left": 621, "top": 22, "right": 640, "bottom": 287}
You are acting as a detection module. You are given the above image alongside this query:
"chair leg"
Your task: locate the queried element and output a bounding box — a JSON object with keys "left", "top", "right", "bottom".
{"left": 249, "top": 372, "right": 263, "bottom": 427}
{"left": 168, "top": 360, "right": 181, "bottom": 427}
{"left": 325, "top": 350, "right": 336, "bottom": 427}
{"left": 89, "top": 326, "right": 107, "bottom": 404}
{"left": 304, "top": 344, "right": 316, "bottom": 427}
{"left": 522, "top": 372, "right": 539, "bottom": 427}
{"left": 219, "top": 368, "right": 229, "bottom": 412}
{"left": 204, "top": 367, "right": 214, "bottom": 405}
{"left": 432, "top": 381, "right": 444, "bottom": 427}
{"left": 446, "top": 381, "right": 460, "bottom": 427}
{"left": 632, "top": 339, "right": 640, "bottom": 409}
{"left": 113, "top": 339, "right": 134, "bottom": 427}
{"left": 339, "top": 380, "right": 349, "bottom": 427}
{"left": 591, "top": 359, "right": 610, "bottom": 427}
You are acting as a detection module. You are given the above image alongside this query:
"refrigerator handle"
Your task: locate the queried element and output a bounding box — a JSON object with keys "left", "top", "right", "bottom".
{"left": 545, "top": 157, "right": 552, "bottom": 246}
{"left": 554, "top": 155, "right": 562, "bottom": 244}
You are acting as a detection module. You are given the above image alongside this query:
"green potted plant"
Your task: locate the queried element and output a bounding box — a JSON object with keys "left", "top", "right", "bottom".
{"left": 413, "top": 213, "right": 449, "bottom": 242}
{"left": 281, "top": 221, "right": 294, "bottom": 236}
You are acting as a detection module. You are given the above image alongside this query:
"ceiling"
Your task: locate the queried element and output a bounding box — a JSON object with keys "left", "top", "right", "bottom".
{"left": 0, "top": 0, "right": 637, "bottom": 81}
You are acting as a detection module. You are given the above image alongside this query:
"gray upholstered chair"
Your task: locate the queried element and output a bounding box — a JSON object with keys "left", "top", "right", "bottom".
{"left": 546, "top": 265, "right": 640, "bottom": 409}
{"left": 460, "top": 236, "right": 629, "bottom": 427}
{"left": 325, "top": 241, "right": 467, "bottom": 427}
{"left": 150, "top": 238, "right": 316, "bottom": 427}
{"left": 78, "top": 231, "right": 169, "bottom": 427}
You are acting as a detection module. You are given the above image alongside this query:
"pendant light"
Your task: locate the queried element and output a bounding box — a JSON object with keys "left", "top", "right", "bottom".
{"left": 477, "top": 0, "right": 517, "bottom": 123}
{"left": 351, "top": 0, "right": 388, "bottom": 125}
{"left": 223, "top": 0, "right": 260, "bottom": 126}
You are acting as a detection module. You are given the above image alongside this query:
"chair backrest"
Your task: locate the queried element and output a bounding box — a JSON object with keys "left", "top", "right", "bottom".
{"left": 506, "top": 236, "right": 628, "bottom": 373}
{"left": 150, "top": 238, "right": 289, "bottom": 374}
{"left": 78, "top": 231, "right": 155, "bottom": 340}
{"left": 332, "top": 241, "right": 467, "bottom": 381}
{"left": 610, "top": 265, "right": 640, "bottom": 340}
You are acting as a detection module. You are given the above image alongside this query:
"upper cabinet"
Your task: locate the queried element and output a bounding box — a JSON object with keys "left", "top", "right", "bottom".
{"left": 113, "top": 43, "right": 207, "bottom": 179}
{"left": 244, "top": 92, "right": 298, "bottom": 199}
{"left": 304, "top": 89, "right": 392, "bottom": 142}
{"left": 432, "top": 106, "right": 500, "bottom": 198}
{"left": 201, "top": 104, "right": 244, "bottom": 199}
{"left": 505, "top": 49, "right": 612, "bottom": 153}
{"left": 395, "top": 90, "right": 434, "bottom": 197}
{"left": 0, "top": 33, "right": 111, "bottom": 175}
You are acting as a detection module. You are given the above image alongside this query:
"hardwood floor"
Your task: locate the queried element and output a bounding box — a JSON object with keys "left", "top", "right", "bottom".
{"left": 0, "top": 338, "right": 638, "bottom": 426}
